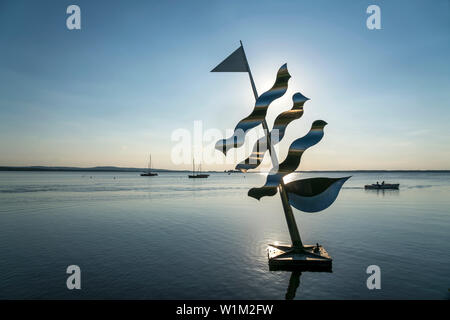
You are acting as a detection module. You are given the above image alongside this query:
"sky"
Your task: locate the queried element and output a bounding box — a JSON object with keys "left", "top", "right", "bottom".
{"left": 0, "top": 0, "right": 449, "bottom": 170}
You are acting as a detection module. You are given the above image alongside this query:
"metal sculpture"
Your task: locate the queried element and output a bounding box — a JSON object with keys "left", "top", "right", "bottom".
{"left": 215, "top": 64, "right": 290, "bottom": 154}
{"left": 211, "top": 41, "right": 349, "bottom": 269}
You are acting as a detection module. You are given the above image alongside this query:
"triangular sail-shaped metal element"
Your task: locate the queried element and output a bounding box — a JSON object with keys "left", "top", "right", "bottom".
{"left": 211, "top": 46, "right": 248, "bottom": 72}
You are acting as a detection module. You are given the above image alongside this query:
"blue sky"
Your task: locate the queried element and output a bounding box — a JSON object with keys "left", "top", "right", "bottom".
{"left": 0, "top": 0, "right": 449, "bottom": 170}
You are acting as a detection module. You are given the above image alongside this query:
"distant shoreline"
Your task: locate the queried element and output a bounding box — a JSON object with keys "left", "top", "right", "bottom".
{"left": 0, "top": 166, "right": 448, "bottom": 173}
{"left": 0, "top": 166, "right": 186, "bottom": 173}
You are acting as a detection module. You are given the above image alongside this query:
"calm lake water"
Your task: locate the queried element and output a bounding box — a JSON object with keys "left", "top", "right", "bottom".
{"left": 0, "top": 171, "right": 449, "bottom": 299}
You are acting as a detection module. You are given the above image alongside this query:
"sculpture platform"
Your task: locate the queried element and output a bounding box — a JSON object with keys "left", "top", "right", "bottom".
{"left": 268, "top": 243, "right": 332, "bottom": 272}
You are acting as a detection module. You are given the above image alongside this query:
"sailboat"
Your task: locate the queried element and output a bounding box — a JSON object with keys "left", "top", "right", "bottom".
{"left": 140, "top": 154, "right": 158, "bottom": 176}
{"left": 188, "top": 160, "right": 209, "bottom": 179}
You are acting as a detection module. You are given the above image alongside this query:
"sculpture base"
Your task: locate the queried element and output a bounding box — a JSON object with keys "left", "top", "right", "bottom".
{"left": 267, "top": 243, "right": 332, "bottom": 272}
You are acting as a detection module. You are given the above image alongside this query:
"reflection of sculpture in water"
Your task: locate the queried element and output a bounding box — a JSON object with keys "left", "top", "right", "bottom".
{"left": 285, "top": 271, "right": 301, "bottom": 300}
{"left": 276, "top": 263, "right": 332, "bottom": 299}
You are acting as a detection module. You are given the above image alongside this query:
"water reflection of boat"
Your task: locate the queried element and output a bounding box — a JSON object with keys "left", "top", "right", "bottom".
{"left": 140, "top": 154, "right": 158, "bottom": 177}
{"left": 188, "top": 160, "right": 209, "bottom": 179}
{"left": 364, "top": 183, "right": 399, "bottom": 190}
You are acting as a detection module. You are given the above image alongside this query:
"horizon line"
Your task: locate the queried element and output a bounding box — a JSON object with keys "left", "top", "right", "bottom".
{"left": 0, "top": 166, "right": 449, "bottom": 173}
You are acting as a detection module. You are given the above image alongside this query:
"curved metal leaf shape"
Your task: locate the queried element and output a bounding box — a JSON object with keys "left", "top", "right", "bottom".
{"left": 236, "top": 92, "right": 309, "bottom": 172}
{"left": 286, "top": 177, "right": 350, "bottom": 212}
{"left": 248, "top": 120, "right": 327, "bottom": 200}
{"left": 215, "top": 64, "right": 291, "bottom": 155}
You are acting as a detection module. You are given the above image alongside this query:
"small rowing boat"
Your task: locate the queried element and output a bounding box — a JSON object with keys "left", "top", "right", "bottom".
{"left": 365, "top": 183, "right": 399, "bottom": 190}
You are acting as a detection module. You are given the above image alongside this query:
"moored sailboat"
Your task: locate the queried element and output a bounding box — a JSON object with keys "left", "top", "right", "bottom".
{"left": 188, "top": 160, "right": 209, "bottom": 179}
{"left": 140, "top": 154, "right": 158, "bottom": 176}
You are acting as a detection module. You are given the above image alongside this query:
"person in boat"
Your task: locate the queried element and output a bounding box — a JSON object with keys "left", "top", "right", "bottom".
{"left": 376, "top": 181, "right": 380, "bottom": 186}
{"left": 314, "top": 243, "right": 320, "bottom": 253}
{"left": 382, "top": 181, "right": 385, "bottom": 185}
